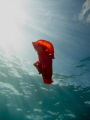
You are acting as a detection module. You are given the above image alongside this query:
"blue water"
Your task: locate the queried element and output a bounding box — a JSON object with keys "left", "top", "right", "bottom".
{"left": 0, "top": 0, "right": 90, "bottom": 120}
{"left": 0, "top": 49, "right": 90, "bottom": 120}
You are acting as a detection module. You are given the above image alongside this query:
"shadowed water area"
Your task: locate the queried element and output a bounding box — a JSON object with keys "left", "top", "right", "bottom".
{"left": 0, "top": 50, "right": 90, "bottom": 120}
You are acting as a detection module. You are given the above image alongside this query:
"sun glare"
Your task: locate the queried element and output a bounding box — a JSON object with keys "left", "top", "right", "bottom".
{"left": 0, "top": 0, "right": 27, "bottom": 52}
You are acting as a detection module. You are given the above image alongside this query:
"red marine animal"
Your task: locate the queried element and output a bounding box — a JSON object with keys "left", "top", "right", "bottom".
{"left": 32, "top": 39, "right": 55, "bottom": 84}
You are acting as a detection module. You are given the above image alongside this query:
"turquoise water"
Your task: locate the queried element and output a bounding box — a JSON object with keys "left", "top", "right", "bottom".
{"left": 0, "top": 0, "right": 90, "bottom": 120}
{"left": 0, "top": 50, "right": 90, "bottom": 120}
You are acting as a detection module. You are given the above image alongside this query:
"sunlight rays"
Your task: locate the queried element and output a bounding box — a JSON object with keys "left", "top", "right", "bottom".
{"left": 0, "top": 0, "right": 28, "bottom": 52}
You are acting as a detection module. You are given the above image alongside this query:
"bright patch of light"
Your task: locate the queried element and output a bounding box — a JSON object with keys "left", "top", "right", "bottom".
{"left": 0, "top": 0, "right": 27, "bottom": 52}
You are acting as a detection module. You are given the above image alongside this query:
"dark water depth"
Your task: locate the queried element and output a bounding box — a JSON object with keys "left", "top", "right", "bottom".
{"left": 0, "top": 50, "right": 90, "bottom": 120}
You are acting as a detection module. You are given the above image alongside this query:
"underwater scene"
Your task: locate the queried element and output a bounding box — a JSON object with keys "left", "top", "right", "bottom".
{"left": 0, "top": 0, "right": 90, "bottom": 120}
